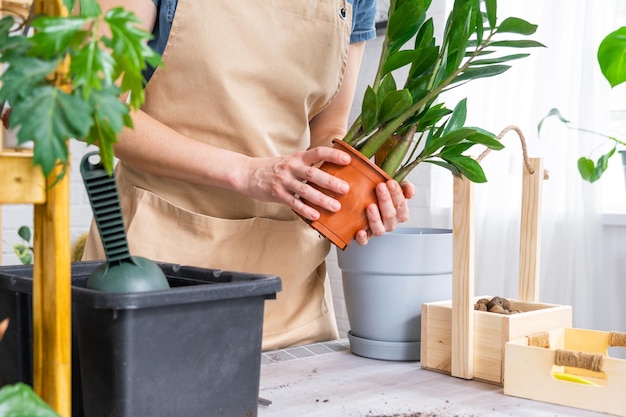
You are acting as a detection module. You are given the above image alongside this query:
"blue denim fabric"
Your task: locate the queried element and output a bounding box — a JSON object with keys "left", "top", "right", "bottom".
{"left": 144, "top": 0, "right": 377, "bottom": 82}
{"left": 348, "top": 0, "right": 377, "bottom": 43}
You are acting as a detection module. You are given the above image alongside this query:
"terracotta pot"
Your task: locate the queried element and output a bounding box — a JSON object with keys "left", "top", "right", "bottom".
{"left": 306, "top": 140, "right": 391, "bottom": 250}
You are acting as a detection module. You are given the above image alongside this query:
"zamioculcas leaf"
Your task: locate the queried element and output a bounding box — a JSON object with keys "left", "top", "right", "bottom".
{"left": 597, "top": 26, "right": 626, "bottom": 88}
{"left": 361, "top": 86, "right": 379, "bottom": 132}
{"left": 454, "top": 64, "right": 511, "bottom": 83}
{"left": 379, "top": 89, "right": 413, "bottom": 124}
{"left": 18, "top": 225, "right": 31, "bottom": 241}
{"left": 495, "top": 17, "right": 539, "bottom": 35}
{"left": 489, "top": 40, "right": 546, "bottom": 48}
{"left": 443, "top": 155, "right": 488, "bottom": 183}
{"left": 485, "top": 0, "right": 497, "bottom": 30}
{"left": 469, "top": 53, "right": 530, "bottom": 66}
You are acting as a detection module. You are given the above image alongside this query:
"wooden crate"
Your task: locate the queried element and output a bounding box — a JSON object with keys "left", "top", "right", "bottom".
{"left": 504, "top": 328, "right": 626, "bottom": 416}
{"left": 420, "top": 296, "right": 572, "bottom": 384}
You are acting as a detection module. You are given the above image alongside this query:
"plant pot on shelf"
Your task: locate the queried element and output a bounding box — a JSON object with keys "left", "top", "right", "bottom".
{"left": 0, "top": 261, "right": 281, "bottom": 417}
{"left": 305, "top": 140, "right": 392, "bottom": 250}
{"left": 337, "top": 227, "right": 453, "bottom": 361}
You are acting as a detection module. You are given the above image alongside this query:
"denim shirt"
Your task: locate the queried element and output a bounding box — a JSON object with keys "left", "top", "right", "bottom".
{"left": 144, "top": 0, "right": 376, "bottom": 82}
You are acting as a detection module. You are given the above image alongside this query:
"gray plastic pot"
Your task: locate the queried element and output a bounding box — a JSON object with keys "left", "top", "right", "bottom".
{"left": 337, "top": 227, "right": 452, "bottom": 361}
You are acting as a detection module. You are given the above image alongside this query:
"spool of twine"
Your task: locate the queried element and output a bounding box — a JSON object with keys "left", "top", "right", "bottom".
{"left": 609, "top": 331, "right": 626, "bottom": 347}
{"left": 527, "top": 331, "right": 550, "bottom": 348}
{"left": 554, "top": 349, "right": 604, "bottom": 373}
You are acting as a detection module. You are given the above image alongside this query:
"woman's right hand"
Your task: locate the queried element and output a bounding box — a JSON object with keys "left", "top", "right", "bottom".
{"left": 240, "top": 146, "right": 352, "bottom": 221}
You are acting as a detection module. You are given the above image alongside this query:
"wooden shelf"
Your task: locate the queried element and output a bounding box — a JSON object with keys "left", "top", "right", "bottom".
{"left": 0, "top": 151, "right": 46, "bottom": 204}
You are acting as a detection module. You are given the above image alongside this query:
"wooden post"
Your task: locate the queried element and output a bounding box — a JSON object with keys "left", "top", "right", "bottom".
{"left": 451, "top": 175, "right": 474, "bottom": 379}
{"left": 32, "top": 165, "right": 72, "bottom": 417}
{"left": 518, "top": 158, "right": 543, "bottom": 302}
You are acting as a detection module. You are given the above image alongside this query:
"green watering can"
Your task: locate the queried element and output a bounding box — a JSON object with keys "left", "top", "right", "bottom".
{"left": 81, "top": 152, "right": 170, "bottom": 292}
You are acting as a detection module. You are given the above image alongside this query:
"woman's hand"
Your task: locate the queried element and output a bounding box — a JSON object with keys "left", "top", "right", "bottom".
{"left": 354, "top": 180, "right": 415, "bottom": 246}
{"left": 241, "top": 146, "right": 352, "bottom": 221}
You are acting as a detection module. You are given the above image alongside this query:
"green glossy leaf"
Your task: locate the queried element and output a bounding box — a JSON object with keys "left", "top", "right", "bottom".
{"left": 495, "top": 17, "right": 538, "bottom": 35}
{"left": 597, "top": 27, "right": 626, "bottom": 88}
{"left": 0, "top": 383, "right": 60, "bottom": 417}
{"left": 443, "top": 98, "right": 467, "bottom": 135}
{"left": 454, "top": 64, "right": 511, "bottom": 83}
{"left": 387, "top": 0, "right": 429, "bottom": 54}
{"left": 405, "top": 46, "right": 439, "bottom": 86}
{"left": 383, "top": 50, "right": 420, "bottom": 75}
{"left": 469, "top": 53, "right": 529, "bottom": 65}
{"left": 377, "top": 73, "right": 397, "bottom": 103}
{"left": 18, "top": 225, "right": 31, "bottom": 242}
{"left": 79, "top": 0, "right": 103, "bottom": 17}
{"left": 443, "top": 154, "right": 488, "bottom": 182}
{"left": 440, "top": 141, "right": 474, "bottom": 158}
{"left": 0, "top": 57, "right": 58, "bottom": 105}
{"left": 11, "top": 86, "right": 92, "bottom": 177}
{"left": 70, "top": 37, "right": 116, "bottom": 95}
{"left": 577, "top": 157, "right": 596, "bottom": 182}
{"left": 489, "top": 40, "right": 546, "bottom": 48}
{"left": 379, "top": 89, "right": 413, "bottom": 124}
{"left": 466, "top": 131, "right": 503, "bottom": 150}
{"left": 29, "top": 16, "right": 88, "bottom": 59}
{"left": 361, "top": 86, "right": 378, "bottom": 132}
{"left": 485, "top": 0, "right": 497, "bottom": 30}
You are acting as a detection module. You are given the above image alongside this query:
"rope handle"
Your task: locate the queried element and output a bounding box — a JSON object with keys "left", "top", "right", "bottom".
{"left": 525, "top": 331, "right": 626, "bottom": 372}
{"left": 477, "top": 125, "right": 549, "bottom": 180}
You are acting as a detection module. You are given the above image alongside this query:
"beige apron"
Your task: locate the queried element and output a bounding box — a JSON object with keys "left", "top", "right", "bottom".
{"left": 83, "top": 0, "right": 351, "bottom": 350}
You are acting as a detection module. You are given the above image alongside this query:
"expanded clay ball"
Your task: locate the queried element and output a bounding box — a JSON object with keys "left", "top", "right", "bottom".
{"left": 474, "top": 296, "right": 517, "bottom": 315}
{"left": 474, "top": 302, "right": 488, "bottom": 311}
{"left": 488, "top": 305, "right": 505, "bottom": 314}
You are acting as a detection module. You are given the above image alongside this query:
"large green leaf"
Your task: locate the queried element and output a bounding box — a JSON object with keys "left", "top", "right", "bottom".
{"left": 454, "top": 64, "right": 511, "bottom": 83}
{"left": 469, "top": 53, "right": 529, "bottom": 66}
{"left": 597, "top": 26, "right": 626, "bottom": 88}
{"left": 71, "top": 37, "right": 116, "bottom": 95}
{"left": 387, "top": 0, "right": 429, "bottom": 54}
{"left": 489, "top": 40, "right": 546, "bottom": 48}
{"left": 443, "top": 154, "right": 488, "bottom": 182}
{"left": 11, "top": 87, "right": 92, "bottom": 176}
{"left": 0, "top": 57, "right": 58, "bottom": 105}
{"left": 495, "top": 17, "right": 538, "bottom": 35}
{"left": 484, "top": 0, "right": 497, "bottom": 30}
{"left": 379, "top": 89, "right": 413, "bottom": 124}
{"left": 29, "top": 16, "right": 88, "bottom": 59}
{"left": 361, "top": 86, "right": 378, "bottom": 132}
{"left": 0, "top": 383, "right": 61, "bottom": 417}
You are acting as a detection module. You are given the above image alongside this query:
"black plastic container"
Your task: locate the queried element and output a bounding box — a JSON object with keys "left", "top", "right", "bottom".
{"left": 0, "top": 261, "right": 281, "bottom": 417}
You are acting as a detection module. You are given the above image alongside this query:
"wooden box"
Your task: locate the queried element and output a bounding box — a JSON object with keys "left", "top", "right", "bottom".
{"left": 504, "top": 328, "right": 626, "bottom": 416}
{"left": 420, "top": 296, "right": 572, "bottom": 384}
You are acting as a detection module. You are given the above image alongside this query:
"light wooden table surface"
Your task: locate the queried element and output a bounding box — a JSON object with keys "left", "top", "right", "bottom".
{"left": 258, "top": 340, "right": 609, "bottom": 417}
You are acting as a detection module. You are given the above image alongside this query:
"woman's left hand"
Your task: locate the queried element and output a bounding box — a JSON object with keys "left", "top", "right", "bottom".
{"left": 354, "top": 179, "right": 415, "bottom": 246}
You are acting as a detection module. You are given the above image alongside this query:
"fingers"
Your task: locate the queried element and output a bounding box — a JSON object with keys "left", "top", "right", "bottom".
{"left": 356, "top": 179, "right": 413, "bottom": 245}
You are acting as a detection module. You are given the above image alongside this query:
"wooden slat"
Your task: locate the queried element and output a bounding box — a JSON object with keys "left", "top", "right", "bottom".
{"left": 32, "top": 163, "right": 72, "bottom": 417}
{"left": 0, "top": 152, "right": 46, "bottom": 204}
{"left": 518, "top": 158, "right": 543, "bottom": 302}
{"left": 451, "top": 176, "right": 474, "bottom": 379}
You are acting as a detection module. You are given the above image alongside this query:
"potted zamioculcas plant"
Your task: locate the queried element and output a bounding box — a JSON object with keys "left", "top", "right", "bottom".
{"left": 305, "top": 0, "right": 545, "bottom": 250}
{"left": 327, "top": 0, "right": 545, "bottom": 361}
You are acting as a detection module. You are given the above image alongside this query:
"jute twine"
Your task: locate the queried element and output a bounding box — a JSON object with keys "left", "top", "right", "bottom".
{"left": 554, "top": 349, "right": 604, "bottom": 373}
{"left": 526, "top": 331, "right": 550, "bottom": 348}
{"left": 477, "top": 125, "right": 549, "bottom": 180}
{"left": 609, "top": 331, "right": 626, "bottom": 347}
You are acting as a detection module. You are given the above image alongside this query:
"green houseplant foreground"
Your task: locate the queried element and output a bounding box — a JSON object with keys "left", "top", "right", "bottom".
{"left": 0, "top": 0, "right": 162, "bottom": 179}
{"left": 341, "top": 0, "right": 545, "bottom": 184}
